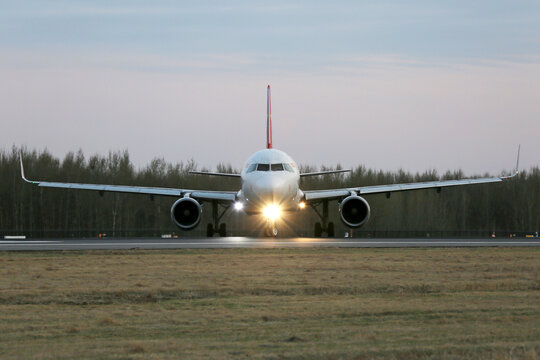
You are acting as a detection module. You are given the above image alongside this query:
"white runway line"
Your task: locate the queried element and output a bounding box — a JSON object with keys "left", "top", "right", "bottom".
{"left": 1, "top": 240, "right": 540, "bottom": 247}
{"left": 0, "top": 240, "right": 61, "bottom": 244}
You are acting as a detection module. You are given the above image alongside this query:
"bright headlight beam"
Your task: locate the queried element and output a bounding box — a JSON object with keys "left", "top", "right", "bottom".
{"left": 234, "top": 202, "right": 244, "bottom": 211}
{"left": 263, "top": 204, "right": 281, "bottom": 220}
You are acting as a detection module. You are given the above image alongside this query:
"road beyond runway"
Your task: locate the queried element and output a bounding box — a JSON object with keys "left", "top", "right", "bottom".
{"left": 1, "top": 237, "right": 539, "bottom": 251}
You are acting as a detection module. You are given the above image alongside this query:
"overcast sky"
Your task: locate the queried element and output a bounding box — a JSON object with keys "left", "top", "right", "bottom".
{"left": 1, "top": 1, "right": 539, "bottom": 174}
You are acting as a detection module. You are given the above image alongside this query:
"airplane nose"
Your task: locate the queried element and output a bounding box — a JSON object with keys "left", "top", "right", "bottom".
{"left": 251, "top": 176, "right": 290, "bottom": 203}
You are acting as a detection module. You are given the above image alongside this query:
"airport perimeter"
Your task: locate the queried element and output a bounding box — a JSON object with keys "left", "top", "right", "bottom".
{"left": 1, "top": 247, "right": 539, "bottom": 359}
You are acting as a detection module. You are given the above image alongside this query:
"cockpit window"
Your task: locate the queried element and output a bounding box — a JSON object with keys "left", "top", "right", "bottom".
{"left": 283, "top": 163, "right": 294, "bottom": 172}
{"left": 271, "top": 163, "right": 284, "bottom": 171}
{"left": 247, "top": 163, "right": 257, "bottom": 173}
{"left": 254, "top": 163, "right": 292, "bottom": 172}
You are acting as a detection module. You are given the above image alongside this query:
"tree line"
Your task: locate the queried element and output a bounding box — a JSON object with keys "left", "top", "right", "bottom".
{"left": 1, "top": 147, "right": 538, "bottom": 238}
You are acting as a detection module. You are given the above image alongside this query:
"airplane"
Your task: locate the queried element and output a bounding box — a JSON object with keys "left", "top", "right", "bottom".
{"left": 20, "top": 85, "right": 520, "bottom": 237}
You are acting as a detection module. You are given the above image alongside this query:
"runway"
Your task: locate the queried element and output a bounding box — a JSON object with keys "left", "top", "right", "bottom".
{"left": 1, "top": 237, "right": 539, "bottom": 251}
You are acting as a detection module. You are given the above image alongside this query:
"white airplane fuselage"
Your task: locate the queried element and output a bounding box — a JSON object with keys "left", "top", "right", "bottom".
{"left": 238, "top": 148, "right": 303, "bottom": 215}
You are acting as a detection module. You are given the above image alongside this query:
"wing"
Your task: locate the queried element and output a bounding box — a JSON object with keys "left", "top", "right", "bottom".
{"left": 304, "top": 146, "right": 520, "bottom": 202}
{"left": 20, "top": 154, "right": 237, "bottom": 202}
{"left": 304, "top": 176, "right": 506, "bottom": 201}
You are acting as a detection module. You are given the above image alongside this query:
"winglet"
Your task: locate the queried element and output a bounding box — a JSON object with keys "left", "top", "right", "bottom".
{"left": 266, "top": 85, "right": 272, "bottom": 149}
{"left": 515, "top": 144, "right": 521, "bottom": 174}
{"left": 501, "top": 145, "right": 521, "bottom": 179}
{"left": 19, "top": 152, "right": 37, "bottom": 184}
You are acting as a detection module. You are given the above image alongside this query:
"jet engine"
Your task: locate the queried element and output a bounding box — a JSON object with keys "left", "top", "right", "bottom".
{"left": 170, "top": 198, "right": 202, "bottom": 230}
{"left": 339, "top": 195, "right": 370, "bottom": 228}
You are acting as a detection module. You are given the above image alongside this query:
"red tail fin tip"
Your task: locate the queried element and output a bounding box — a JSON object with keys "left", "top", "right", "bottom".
{"left": 267, "top": 85, "right": 272, "bottom": 149}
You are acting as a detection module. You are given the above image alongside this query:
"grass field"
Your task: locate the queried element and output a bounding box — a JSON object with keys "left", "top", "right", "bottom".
{"left": 0, "top": 248, "right": 539, "bottom": 359}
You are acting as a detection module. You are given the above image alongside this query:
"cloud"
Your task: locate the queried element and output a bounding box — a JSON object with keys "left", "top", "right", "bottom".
{"left": 2, "top": 1, "right": 539, "bottom": 62}
{"left": 6, "top": 3, "right": 302, "bottom": 17}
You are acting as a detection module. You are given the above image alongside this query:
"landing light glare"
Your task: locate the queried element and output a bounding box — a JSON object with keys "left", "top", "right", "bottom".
{"left": 234, "top": 202, "right": 244, "bottom": 211}
{"left": 263, "top": 204, "right": 281, "bottom": 220}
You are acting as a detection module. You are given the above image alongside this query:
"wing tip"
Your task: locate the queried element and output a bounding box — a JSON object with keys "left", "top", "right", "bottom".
{"left": 19, "top": 151, "right": 39, "bottom": 184}
{"left": 500, "top": 144, "right": 521, "bottom": 180}
{"left": 515, "top": 144, "right": 521, "bottom": 174}
{"left": 19, "top": 151, "right": 28, "bottom": 182}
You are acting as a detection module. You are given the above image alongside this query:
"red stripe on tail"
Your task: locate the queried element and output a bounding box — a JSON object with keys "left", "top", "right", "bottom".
{"left": 267, "top": 85, "right": 272, "bottom": 149}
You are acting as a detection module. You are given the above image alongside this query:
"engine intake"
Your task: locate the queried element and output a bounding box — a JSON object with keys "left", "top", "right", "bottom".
{"left": 339, "top": 195, "right": 370, "bottom": 228}
{"left": 170, "top": 197, "right": 202, "bottom": 230}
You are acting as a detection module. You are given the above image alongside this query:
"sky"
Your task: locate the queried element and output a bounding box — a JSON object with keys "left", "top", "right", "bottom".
{"left": 1, "top": 1, "right": 539, "bottom": 174}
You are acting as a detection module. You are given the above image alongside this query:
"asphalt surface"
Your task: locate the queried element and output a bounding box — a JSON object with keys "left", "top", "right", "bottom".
{"left": 1, "top": 237, "right": 539, "bottom": 251}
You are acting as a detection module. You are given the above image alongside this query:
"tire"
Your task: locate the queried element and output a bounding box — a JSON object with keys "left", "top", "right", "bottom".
{"left": 206, "top": 224, "right": 214, "bottom": 237}
{"left": 327, "top": 222, "right": 335, "bottom": 237}
{"left": 219, "top": 223, "right": 227, "bottom": 237}
{"left": 314, "top": 222, "right": 322, "bottom": 237}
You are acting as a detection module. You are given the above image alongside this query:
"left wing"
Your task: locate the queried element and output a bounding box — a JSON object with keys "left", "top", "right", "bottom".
{"left": 304, "top": 146, "right": 520, "bottom": 202}
{"left": 20, "top": 154, "right": 237, "bottom": 202}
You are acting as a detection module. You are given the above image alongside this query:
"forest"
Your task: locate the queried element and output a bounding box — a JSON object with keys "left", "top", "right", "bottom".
{"left": 1, "top": 147, "right": 538, "bottom": 238}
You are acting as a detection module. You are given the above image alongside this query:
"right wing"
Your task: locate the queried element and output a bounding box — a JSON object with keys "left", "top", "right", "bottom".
{"left": 304, "top": 146, "right": 520, "bottom": 202}
{"left": 304, "top": 176, "right": 506, "bottom": 201}
{"left": 20, "top": 154, "right": 237, "bottom": 202}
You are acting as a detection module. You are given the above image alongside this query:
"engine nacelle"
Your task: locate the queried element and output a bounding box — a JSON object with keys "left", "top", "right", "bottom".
{"left": 170, "top": 198, "right": 202, "bottom": 230}
{"left": 339, "top": 195, "right": 370, "bottom": 228}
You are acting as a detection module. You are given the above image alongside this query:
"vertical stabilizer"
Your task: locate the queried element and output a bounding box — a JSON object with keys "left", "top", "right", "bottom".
{"left": 267, "top": 85, "right": 272, "bottom": 149}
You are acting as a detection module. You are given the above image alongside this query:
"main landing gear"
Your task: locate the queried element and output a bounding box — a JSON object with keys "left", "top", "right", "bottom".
{"left": 311, "top": 199, "right": 335, "bottom": 237}
{"left": 206, "top": 200, "right": 230, "bottom": 237}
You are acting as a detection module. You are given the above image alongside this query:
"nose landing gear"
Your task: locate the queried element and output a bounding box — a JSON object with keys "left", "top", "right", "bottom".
{"left": 264, "top": 220, "right": 278, "bottom": 237}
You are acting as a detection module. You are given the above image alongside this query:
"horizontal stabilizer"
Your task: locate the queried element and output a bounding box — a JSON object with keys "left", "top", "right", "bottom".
{"left": 300, "top": 169, "right": 351, "bottom": 177}
{"left": 189, "top": 171, "right": 241, "bottom": 178}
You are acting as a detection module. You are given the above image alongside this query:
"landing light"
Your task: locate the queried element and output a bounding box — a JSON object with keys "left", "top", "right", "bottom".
{"left": 298, "top": 202, "right": 306, "bottom": 209}
{"left": 263, "top": 204, "right": 281, "bottom": 220}
{"left": 234, "top": 202, "right": 244, "bottom": 211}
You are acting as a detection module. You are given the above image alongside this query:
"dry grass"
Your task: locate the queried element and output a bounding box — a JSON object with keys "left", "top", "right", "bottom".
{"left": 0, "top": 247, "right": 539, "bottom": 359}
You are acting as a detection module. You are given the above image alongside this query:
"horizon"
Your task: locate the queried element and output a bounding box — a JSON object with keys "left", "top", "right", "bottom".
{"left": 9, "top": 146, "right": 528, "bottom": 178}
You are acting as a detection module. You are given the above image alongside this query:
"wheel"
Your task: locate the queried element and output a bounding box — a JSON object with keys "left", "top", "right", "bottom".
{"left": 219, "top": 223, "right": 227, "bottom": 237}
{"left": 264, "top": 223, "right": 276, "bottom": 237}
{"left": 206, "top": 224, "right": 214, "bottom": 237}
{"left": 327, "top": 222, "right": 335, "bottom": 237}
{"left": 314, "top": 222, "right": 322, "bottom": 237}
